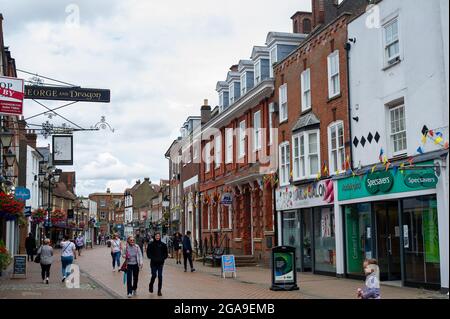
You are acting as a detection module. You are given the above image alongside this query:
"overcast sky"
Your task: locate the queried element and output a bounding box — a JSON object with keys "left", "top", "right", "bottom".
{"left": 0, "top": 0, "right": 310, "bottom": 196}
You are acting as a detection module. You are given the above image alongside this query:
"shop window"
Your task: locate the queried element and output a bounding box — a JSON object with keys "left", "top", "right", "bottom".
{"left": 313, "top": 207, "right": 336, "bottom": 273}
{"left": 282, "top": 211, "right": 301, "bottom": 271}
{"left": 345, "top": 203, "right": 372, "bottom": 276}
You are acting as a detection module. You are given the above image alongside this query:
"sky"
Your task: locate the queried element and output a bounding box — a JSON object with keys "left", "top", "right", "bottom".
{"left": 0, "top": 0, "right": 310, "bottom": 196}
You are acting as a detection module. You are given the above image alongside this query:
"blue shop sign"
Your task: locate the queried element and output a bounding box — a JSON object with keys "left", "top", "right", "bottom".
{"left": 14, "top": 187, "right": 31, "bottom": 201}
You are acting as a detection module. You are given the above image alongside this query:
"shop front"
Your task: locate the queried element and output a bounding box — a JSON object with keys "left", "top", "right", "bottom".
{"left": 337, "top": 160, "right": 444, "bottom": 290}
{"left": 276, "top": 179, "right": 337, "bottom": 275}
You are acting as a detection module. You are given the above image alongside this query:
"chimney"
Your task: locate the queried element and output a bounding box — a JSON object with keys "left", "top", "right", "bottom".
{"left": 229, "top": 64, "right": 238, "bottom": 72}
{"left": 106, "top": 188, "right": 111, "bottom": 193}
{"left": 291, "top": 11, "right": 313, "bottom": 34}
{"left": 25, "top": 129, "right": 37, "bottom": 149}
{"left": 144, "top": 177, "right": 150, "bottom": 183}
{"left": 201, "top": 99, "right": 211, "bottom": 124}
{"left": 136, "top": 180, "right": 141, "bottom": 185}
{"left": 312, "top": 0, "right": 325, "bottom": 28}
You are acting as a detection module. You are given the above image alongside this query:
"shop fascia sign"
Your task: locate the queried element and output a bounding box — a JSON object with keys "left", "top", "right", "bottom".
{"left": 276, "top": 179, "right": 334, "bottom": 211}
{"left": 365, "top": 171, "right": 394, "bottom": 194}
{"left": 404, "top": 172, "right": 438, "bottom": 188}
{"left": 0, "top": 76, "right": 24, "bottom": 116}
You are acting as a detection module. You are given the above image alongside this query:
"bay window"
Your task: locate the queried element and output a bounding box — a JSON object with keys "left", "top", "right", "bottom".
{"left": 292, "top": 130, "right": 320, "bottom": 180}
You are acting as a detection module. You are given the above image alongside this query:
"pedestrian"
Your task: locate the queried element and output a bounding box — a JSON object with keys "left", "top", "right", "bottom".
{"left": 60, "top": 235, "right": 76, "bottom": 282}
{"left": 111, "top": 233, "right": 122, "bottom": 272}
{"left": 147, "top": 232, "right": 168, "bottom": 296}
{"left": 122, "top": 236, "right": 143, "bottom": 298}
{"left": 75, "top": 234, "right": 84, "bottom": 257}
{"left": 173, "top": 232, "right": 182, "bottom": 264}
{"left": 182, "top": 231, "right": 195, "bottom": 272}
{"left": 357, "top": 258, "right": 381, "bottom": 299}
{"left": 25, "top": 233, "right": 36, "bottom": 262}
{"left": 135, "top": 233, "right": 145, "bottom": 256}
{"left": 98, "top": 234, "right": 102, "bottom": 245}
{"left": 36, "top": 238, "right": 53, "bottom": 284}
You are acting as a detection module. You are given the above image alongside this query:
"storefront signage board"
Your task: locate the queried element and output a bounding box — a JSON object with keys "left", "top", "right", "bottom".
{"left": 0, "top": 76, "right": 24, "bottom": 115}
{"left": 270, "top": 246, "right": 299, "bottom": 291}
{"left": 11, "top": 255, "right": 27, "bottom": 279}
{"left": 276, "top": 179, "right": 334, "bottom": 211}
{"left": 338, "top": 161, "right": 438, "bottom": 201}
{"left": 221, "top": 255, "right": 236, "bottom": 278}
{"left": 24, "top": 85, "right": 110, "bottom": 103}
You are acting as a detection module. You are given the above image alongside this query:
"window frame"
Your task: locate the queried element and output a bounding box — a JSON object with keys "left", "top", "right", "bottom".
{"left": 239, "top": 120, "right": 246, "bottom": 158}
{"left": 225, "top": 128, "right": 233, "bottom": 164}
{"left": 301, "top": 68, "right": 311, "bottom": 111}
{"left": 383, "top": 17, "right": 401, "bottom": 66}
{"left": 215, "top": 134, "right": 222, "bottom": 168}
{"left": 327, "top": 51, "right": 340, "bottom": 98}
{"left": 389, "top": 104, "right": 407, "bottom": 156}
{"left": 279, "top": 84, "right": 288, "bottom": 123}
{"left": 328, "top": 121, "right": 345, "bottom": 175}
{"left": 268, "top": 103, "right": 274, "bottom": 145}
{"left": 279, "top": 142, "right": 290, "bottom": 186}
{"left": 241, "top": 73, "right": 247, "bottom": 96}
{"left": 254, "top": 60, "right": 261, "bottom": 85}
{"left": 292, "top": 129, "right": 321, "bottom": 180}
{"left": 229, "top": 82, "right": 235, "bottom": 105}
{"left": 205, "top": 142, "right": 211, "bottom": 173}
{"left": 270, "top": 47, "right": 277, "bottom": 78}
{"left": 253, "top": 110, "right": 262, "bottom": 151}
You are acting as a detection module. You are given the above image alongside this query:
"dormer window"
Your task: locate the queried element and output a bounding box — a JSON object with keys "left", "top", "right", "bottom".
{"left": 229, "top": 81, "right": 240, "bottom": 105}
{"left": 254, "top": 60, "right": 261, "bottom": 85}
{"left": 241, "top": 73, "right": 247, "bottom": 95}
{"left": 269, "top": 47, "right": 277, "bottom": 77}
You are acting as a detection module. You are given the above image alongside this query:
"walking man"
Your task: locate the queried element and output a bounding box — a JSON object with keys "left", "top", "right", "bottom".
{"left": 147, "top": 232, "right": 168, "bottom": 296}
{"left": 25, "top": 233, "right": 36, "bottom": 262}
{"left": 182, "top": 231, "right": 195, "bottom": 272}
{"left": 75, "top": 234, "right": 84, "bottom": 257}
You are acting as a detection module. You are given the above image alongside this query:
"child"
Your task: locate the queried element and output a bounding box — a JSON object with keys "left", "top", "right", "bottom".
{"left": 357, "top": 259, "right": 381, "bottom": 299}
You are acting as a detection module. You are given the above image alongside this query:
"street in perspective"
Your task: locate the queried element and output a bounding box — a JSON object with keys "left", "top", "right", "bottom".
{"left": 0, "top": 0, "right": 449, "bottom": 310}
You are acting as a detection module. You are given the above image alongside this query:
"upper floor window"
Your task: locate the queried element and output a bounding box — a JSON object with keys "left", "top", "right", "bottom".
{"left": 279, "top": 84, "right": 288, "bottom": 122}
{"left": 253, "top": 111, "right": 262, "bottom": 151}
{"left": 215, "top": 135, "right": 222, "bottom": 168}
{"left": 292, "top": 130, "right": 320, "bottom": 179}
{"left": 229, "top": 82, "right": 236, "bottom": 105}
{"left": 241, "top": 73, "right": 247, "bottom": 96}
{"left": 301, "top": 68, "right": 311, "bottom": 111}
{"left": 279, "top": 142, "right": 290, "bottom": 186}
{"left": 219, "top": 93, "right": 225, "bottom": 112}
{"left": 328, "top": 121, "right": 344, "bottom": 174}
{"left": 384, "top": 18, "right": 400, "bottom": 65}
{"left": 225, "top": 128, "right": 233, "bottom": 164}
{"left": 254, "top": 60, "right": 261, "bottom": 85}
{"left": 205, "top": 142, "right": 211, "bottom": 173}
{"left": 239, "top": 120, "right": 246, "bottom": 158}
{"left": 389, "top": 104, "right": 407, "bottom": 155}
{"left": 268, "top": 103, "right": 274, "bottom": 145}
{"left": 100, "top": 200, "right": 106, "bottom": 207}
{"left": 327, "top": 51, "right": 340, "bottom": 98}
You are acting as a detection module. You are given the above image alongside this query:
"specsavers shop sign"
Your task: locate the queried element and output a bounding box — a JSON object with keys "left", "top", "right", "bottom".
{"left": 276, "top": 179, "right": 334, "bottom": 211}
{"left": 338, "top": 161, "right": 438, "bottom": 201}
{"left": 0, "top": 76, "right": 24, "bottom": 115}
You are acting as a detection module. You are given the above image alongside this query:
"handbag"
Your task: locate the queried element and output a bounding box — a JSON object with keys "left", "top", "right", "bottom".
{"left": 34, "top": 246, "right": 42, "bottom": 263}
{"left": 119, "top": 245, "right": 129, "bottom": 272}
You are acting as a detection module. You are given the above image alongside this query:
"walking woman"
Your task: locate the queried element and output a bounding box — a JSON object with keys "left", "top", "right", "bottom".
{"left": 25, "top": 233, "right": 36, "bottom": 262}
{"left": 122, "top": 236, "right": 143, "bottom": 298}
{"left": 60, "top": 235, "right": 76, "bottom": 282}
{"left": 172, "top": 232, "right": 182, "bottom": 264}
{"left": 147, "top": 232, "right": 168, "bottom": 296}
{"left": 111, "top": 233, "right": 122, "bottom": 271}
{"left": 37, "top": 238, "right": 53, "bottom": 284}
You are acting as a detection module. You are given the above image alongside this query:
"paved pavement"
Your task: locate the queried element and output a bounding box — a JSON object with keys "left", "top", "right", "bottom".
{"left": 0, "top": 245, "right": 447, "bottom": 299}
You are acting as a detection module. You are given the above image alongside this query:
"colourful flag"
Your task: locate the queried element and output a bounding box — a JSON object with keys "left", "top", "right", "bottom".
{"left": 435, "top": 136, "right": 443, "bottom": 144}
{"left": 444, "top": 141, "right": 449, "bottom": 149}
{"left": 393, "top": 165, "right": 399, "bottom": 175}
{"left": 379, "top": 148, "right": 384, "bottom": 162}
{"left": 383, "top": 155, "right": 388, "bottom": 164}
{"left": 417, "top": 146, "right": 424, "bottom": 154}
{"left": 436, "top": 131, "right": 443, "bottom": 137}
{"left": 385, "top": 162, "right": 391, "bottom": 171}
{"left": 421, "top": 134, "right": 427, "bottom": 145}
{"left": 428, "top": 130, "right": 434, "bottom": 137}
{"left": 400, "top": 162, "right": 405, "bottom": 174}
{"left": 371, "top": 165, "right": 377, "bottom": 173}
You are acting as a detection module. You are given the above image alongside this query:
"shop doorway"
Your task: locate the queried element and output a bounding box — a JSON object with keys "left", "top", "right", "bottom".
{"left": 375, "top": 201, "right": 401, "bottom": 281}
{"left": 242, "top": 188, "right": 252, "bottom": 255}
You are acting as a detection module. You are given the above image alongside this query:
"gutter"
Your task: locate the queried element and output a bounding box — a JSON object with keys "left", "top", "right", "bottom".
{"left": 345, "top": 41, "right": 355, "bottom": 170}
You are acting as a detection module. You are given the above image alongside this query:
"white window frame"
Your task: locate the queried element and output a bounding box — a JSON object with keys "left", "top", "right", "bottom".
{"left": 215, "top": 134, "right": 222, "bottom": 168}
{"left": 225, "top": 128, "right": 233, "bottom": 164}
{"left": 279, "top": 142, "right": 290, "bottom": 186}
{"left": 205, "top": 142, "right": 211, "bottom": 173}
{"left": 229, "top": 82, "right": 235, "bottom": 105}
{"left": 389, "top": 104, "right": 407, "bottom": 156}
{"left": 279, "top": 84, "right": 288, "bottom": 123}
{"left": 328, "top": 121, "right": 345, "bottom": 175}
{"left": 241, "top": 73, "right": 247, "bottom": 96}
{"left": 219, "top": 92, "right": 224, "bottom": 112}
{"left": 268, "top": 103, "right": 274, "bottom": 145}
{"left": 239, "top": 120, "right": 246, "bottom": 158}
{"left": 383, "top": 17, "right": 400, "bottom": 66}
{"left": 301, "top": 68, "right": 311, "bottom": 111}
{"left": 254, "top": 60, "right": 261, "bottom": 85}
{"left": 253, "top": 111, "right": 262, "bottom": 151}
{"left": 292, "top": 130, "right": 320, "bottom": 180}
{"left": 327, "top": 51, "right": 340, "bottom": 98}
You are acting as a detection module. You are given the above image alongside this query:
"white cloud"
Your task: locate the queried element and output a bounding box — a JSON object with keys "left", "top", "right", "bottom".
{"left": 1, "top": 0, "right": 311, "bottom": 195}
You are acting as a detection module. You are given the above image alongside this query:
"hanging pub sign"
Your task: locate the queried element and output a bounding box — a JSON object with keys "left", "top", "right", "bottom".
{"left": 0, "top": 76, "right": 25, "bottom": 116}
{"left": 24, "top": 85, "right": 110, "bottom": 103}
{"left": 52, "top": 135, "right": 73, "bottom": 165}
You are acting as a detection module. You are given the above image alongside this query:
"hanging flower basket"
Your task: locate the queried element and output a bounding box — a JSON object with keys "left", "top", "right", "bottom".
{"left": 0, "top": 192, "right": 25, "bottom": 220}
{"left": 0, "top": 240, "right": 12, "bottom": 272}
{"left": 50, "top": 209, "right": 66, "bottom": 225}
{"left": 32, "top": 208, "right": 46, "bottom": 224}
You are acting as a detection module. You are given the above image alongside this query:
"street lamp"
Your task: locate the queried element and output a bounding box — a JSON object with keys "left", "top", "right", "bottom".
{"left": 0, "top": 130, "right": 13, "bottom": 148}
{"left": 40, "top": 167, "right": 63, "bottom": 238}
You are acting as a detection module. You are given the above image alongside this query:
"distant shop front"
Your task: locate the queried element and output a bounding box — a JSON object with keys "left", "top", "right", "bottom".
{"left": 276, "top": 179, "right": 337, "bottom": 275}
{"left": 337, "top": 160, "right": 447, "bottom": 291}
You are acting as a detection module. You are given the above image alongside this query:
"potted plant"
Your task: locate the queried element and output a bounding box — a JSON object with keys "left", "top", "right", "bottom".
{"left": 0, "top": 240, "right": 12, "bottom": 277}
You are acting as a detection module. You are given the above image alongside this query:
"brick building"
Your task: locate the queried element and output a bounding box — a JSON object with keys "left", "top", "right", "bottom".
{"left": 88, "top": 189, "right": 124, "bottom": 236}
{"left": 273, "top": 0, "right": 368, "bottom": 275}
{"left": 165, "top": 138, "right": 182, "bottom": 234}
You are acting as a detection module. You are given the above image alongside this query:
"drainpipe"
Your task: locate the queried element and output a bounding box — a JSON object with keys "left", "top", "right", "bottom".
{"left": 345, "top": 41, "right": 355, "bottom": 170}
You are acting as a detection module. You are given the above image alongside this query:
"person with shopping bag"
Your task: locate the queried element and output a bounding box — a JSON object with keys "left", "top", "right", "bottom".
{"left": 121, "top": 235, "right": 143, "bottom": 298}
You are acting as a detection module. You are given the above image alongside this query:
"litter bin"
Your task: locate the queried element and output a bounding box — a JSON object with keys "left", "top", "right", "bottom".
{"left": 270, "top": 246, "right": 299, "bottom": 291}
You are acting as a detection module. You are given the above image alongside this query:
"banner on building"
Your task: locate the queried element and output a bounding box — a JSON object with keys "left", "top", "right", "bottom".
{"left": 0, "top": 76, "right": 24, "bottom": 115}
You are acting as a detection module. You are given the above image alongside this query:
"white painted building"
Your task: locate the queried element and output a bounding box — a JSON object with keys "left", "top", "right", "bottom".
{"left": 124, "top": 189, "right": 133, "bottom": 238}
{"left": 25, "top": 145, "right": 42, "bottom": 234}
{"left": 342, "top": 0, "right": 449, "bottom": 292}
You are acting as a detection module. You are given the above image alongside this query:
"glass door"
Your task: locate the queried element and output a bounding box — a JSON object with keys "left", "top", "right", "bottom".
{"left": 300, "top": 209, "right": 312, "bottom": 271}
{"left": 282, "top": 211, "right": 301, "bottom": 271}
{"left": 375, "top": 201, "right": 401, "bottom": 281}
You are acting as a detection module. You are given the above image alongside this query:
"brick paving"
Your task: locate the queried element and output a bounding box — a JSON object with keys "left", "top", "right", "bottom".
{"left": 75, "top": 245, "right": 446, "bottom": 299}
{"left": 0, "top": 245, "right": 447, "bottom": 299}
